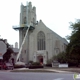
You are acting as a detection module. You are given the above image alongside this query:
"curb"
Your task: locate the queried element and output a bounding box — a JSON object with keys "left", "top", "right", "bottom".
{"left": 10, "top": 68, "right": 72, "bottom": 73}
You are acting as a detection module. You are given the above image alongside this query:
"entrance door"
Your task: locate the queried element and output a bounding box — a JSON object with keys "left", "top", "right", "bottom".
{"left": 37, "top": 55, "right": 43, "bottom": 63}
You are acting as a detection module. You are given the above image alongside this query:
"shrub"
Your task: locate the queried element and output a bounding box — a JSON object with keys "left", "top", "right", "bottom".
{"left": 45, "top": 64, "right": 52, "bottom": 67}
{"left": 28, "top": 62, "right": 43, "bottom": 69}
{"left": 32, "top": 62, "right": 40, "bottom": 66}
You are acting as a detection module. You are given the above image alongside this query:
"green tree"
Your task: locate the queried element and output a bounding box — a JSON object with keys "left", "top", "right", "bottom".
{"left": 57, "top": 52, "right": 67, "bottom": 63}
{"left": 66, "top": 19, "right": 80, "bottom": 66}
{"left": 3, "top": 47, "right": 14, "bottom": 62}
{"left": 52, "top": 52, "right": 67, "bottom": 63}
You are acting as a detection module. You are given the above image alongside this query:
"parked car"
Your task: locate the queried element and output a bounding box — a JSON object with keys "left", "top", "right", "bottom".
{"left": 14, "top": 62, "right": 26, "bottom": 68}
{"left": 0, "top": 62, "right": 3, "bottom": 70}
{"left": 3, "top": 62, "right": 14, "bottom": 70}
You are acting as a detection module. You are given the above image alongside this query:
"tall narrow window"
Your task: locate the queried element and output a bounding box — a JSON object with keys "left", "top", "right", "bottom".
{"left": 37, "top": 31, "right": 45, "bottom": 50}
{"left": 24, "top": 17, "right": 26, "bottom": 24}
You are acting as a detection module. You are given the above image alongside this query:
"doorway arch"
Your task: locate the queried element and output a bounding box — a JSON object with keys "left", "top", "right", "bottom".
{"left": 37, "top": 55, "right": 43, "bottom": 63}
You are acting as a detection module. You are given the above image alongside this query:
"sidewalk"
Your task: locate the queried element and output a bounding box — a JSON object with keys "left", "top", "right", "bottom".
{"left": 0, "top": 67, "right": 79, "bottom": 73}
{"left": 44, "top": 67, "right": 80, "bottom": 73}
{"left": 11, "top": 68, "right": 75, "bottom": 73}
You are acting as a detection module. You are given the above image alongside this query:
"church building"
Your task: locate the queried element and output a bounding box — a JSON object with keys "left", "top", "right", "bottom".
{"left": 13, "top": 2, "right": 68, "bottom": 64}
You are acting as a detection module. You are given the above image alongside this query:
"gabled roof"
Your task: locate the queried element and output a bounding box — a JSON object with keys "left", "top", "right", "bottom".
{"left": 38, "top": 20, "right": 68, "bottom": 44}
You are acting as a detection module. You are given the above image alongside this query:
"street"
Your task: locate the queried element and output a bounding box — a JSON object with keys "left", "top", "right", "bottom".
{"left": 0, "top": 71, "right": 75, "bottom": 80}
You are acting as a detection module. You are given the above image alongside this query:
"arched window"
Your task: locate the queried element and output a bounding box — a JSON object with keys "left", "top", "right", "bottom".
{"left": 37, "top": 31, "right": 46, "bottom": 50}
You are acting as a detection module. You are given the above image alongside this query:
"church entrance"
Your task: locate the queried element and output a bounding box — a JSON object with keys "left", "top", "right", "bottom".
{"left": 37, "top": 55, "right": 43, "bottom": 64}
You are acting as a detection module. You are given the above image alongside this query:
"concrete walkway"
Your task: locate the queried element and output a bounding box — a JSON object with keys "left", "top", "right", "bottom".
{"left": 12, "top": 68, "right": 73, "bottom": 73}
{"left": 1, "top": 67, "right": 79, "bottom": 73}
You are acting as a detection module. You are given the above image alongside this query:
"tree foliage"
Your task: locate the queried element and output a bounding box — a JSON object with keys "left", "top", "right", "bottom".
{"left": 3, "top": 47, "right": 14, "bottom": 62}
{"left": 52, "top": 52, "right": 67, "bottom": 63}
{"left": 66, "top": 19, "right": 80, "bottom": 66}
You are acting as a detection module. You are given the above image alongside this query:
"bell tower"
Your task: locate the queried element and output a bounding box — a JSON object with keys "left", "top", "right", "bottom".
{"left": 20, "top": 2, "right": 36, "bottom": 27}
{"left": 13, "top": 2, "right": 37, "bottom": 64}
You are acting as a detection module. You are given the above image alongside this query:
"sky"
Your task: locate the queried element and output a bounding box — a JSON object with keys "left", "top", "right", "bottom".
{"left": 0, "top": 0, "right": 80, "bottom": 47}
